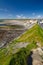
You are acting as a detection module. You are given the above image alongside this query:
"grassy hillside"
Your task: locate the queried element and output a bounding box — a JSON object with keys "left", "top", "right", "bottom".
{"left": 17, "top": 24, "right": 43, "bottom": 46}
{"left": 0, "top": 24, "right": 43, "bottom": 65}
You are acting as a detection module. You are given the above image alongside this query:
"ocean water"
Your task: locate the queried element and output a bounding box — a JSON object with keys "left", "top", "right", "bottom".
{"left": 0, "top": 24, "right": 7, "bottom": 26}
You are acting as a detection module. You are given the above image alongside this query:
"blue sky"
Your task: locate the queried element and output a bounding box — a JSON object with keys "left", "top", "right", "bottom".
{"left": 0, "top": 0, "right": 43, "bottom": 19}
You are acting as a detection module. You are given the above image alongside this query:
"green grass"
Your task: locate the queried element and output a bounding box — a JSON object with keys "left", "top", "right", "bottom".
{"left": 0, "top": 23, "right": 43, "bottom": 65}
{"left": 9, "top": 42, "right": 37, "bottom": 65}
{"left": 17, "top": 24, "right": 43, "bottom": 46}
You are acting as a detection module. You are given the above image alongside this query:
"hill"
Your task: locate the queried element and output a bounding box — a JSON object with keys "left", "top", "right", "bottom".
{"left": 17, "top": 24, "right": 43, "bottom": 46}
{"left": 0, "top": 23, "right": 43, "bottom": 65}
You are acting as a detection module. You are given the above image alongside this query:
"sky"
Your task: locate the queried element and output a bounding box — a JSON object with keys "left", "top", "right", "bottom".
{"left": 0, "top": 0, "right": 43, "bottom": 19}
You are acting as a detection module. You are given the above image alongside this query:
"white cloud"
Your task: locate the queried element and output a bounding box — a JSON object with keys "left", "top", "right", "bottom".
{"left": 37, "top": 15, "right": 41, "bottom": 18}
{"left": 30, "top": 14, "right": 42, "bottom": 19}
{"left": 16, "top": 14, "right": 42, "bottom": 19}
{"left": 16, "top": 14, "right": 26, "bottom": 19}
{"left": 32, "top": 13, "right": 35, "bottom": 16}
{"left": 32, "top": 13, "right": 42, "bottom": 19}
{"left": 35, "top": 15, "right": 42, "bottom": 19}
{"left": 16, "top": 15, "right": 21, "bottom": 18}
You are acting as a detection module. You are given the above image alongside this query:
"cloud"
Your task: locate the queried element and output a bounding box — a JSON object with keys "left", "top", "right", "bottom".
{"left": 32, "top": 13, "right": 42, "bottom": 19}
{"left": 37, "top": 15, "right": 41, "bottom": 18}
{"left": 16, "top": 14, "right": 43, "bottom": 19}
{"left": 35, "top": 15, "right": 43, "bottom": 19}
{"left": 30, "top": 14, "right": 42, "bottom": 19}
{"left": 16, "top": 15, "right": 21, "bottom": 18}
{"left": 16, "top": 14, "right": 26, "bottom": 19}
{"left": 32, "top": 13, "right": 35, "bottom": 16}
{"left": 0, "top": 8, "right": 8, "bottom": 12}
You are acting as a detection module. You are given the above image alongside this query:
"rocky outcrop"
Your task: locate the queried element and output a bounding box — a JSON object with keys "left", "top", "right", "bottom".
{"left": 32, "top": 48, "right": 43, "bottom": 65}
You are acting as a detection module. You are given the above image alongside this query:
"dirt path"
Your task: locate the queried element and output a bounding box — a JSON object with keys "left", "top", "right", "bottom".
{"left": 32, "top": 48, "right": 43, "bottom": 65}
{"left": 12, "top": 42, "right": 29, "bottom": 54}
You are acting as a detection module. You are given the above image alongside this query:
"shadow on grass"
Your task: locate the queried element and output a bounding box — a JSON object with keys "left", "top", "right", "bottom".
{"left": 27, "top": 51, "right": 33, "bottom": 65}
